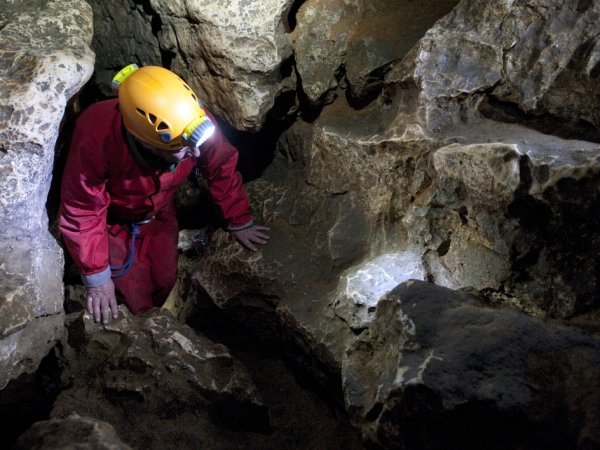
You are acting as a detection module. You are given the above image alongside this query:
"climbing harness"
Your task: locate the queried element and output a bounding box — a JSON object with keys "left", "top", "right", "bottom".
{"left": 110, "top": 217, "right": 154, "bottom": 278}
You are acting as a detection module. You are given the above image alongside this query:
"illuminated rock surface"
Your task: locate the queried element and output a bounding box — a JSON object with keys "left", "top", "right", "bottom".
{"left": 0, "top": 0, "right": 94, "bottom": 389}
{"left": 176, "top": 1, "right": 600, "bottom": 447}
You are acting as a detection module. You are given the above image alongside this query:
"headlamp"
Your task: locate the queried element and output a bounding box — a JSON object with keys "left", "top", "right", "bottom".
{"left": 182, "top": 115, "right": 216, "bottom": 148}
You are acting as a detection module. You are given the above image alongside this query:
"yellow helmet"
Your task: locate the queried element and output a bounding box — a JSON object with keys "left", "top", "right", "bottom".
{"left": 112, "top": 64, "right": 215, "bottom": 151}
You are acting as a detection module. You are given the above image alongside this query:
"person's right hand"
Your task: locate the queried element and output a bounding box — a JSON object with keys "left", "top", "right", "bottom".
{"left": 86, "top": 279, "right": 119, "bottom": 324}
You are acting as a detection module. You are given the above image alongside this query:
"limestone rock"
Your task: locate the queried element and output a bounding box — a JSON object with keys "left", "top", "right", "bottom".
{"left": 432, "top": 143, "right": 521, "bottom": 205}
{"left": 292, "top": 0, "right": 351, "bottom": 106}
{"left": 0, "top": 313, "right": 64, "bottom": 392}
{"left": 51, "top": 307, "right": 267, "bottom": 443}
{"left": 172, "top": 1, "right": 600, "bottom": 446}
{"left": 411, "top": 120, "right": 600, "bottom": 316}
{"left": 0, "top": 0, "right": 94, "bottom": 388}
{"left": 491, "top": 0, "right": 600, "bottom": 130}
{"left": 13, "top": 415, "right": 132, "bottom": 450}
{"left": 86, "top": 0, "right": 162, "bottom": 96}
{"left": 186, "top": 85, "right": 599, "bottom": 366}
{"left": 87, "top": 0, "right": 294, "bottom": 130}
{"left": 288, "top": 0, "right": 600, "bottom": 318}
{"left": 292, "top": 0, "right": 459, "bottom": 107}
{"left": 0, "top": 238, "right": 65, "bottom": 389}
{"left": 393, "top": 0, "right": 600, "bottom": 140}
{"left": 0, "top": 0, "right": 94, "bottom": 239}
{"left": 177, "top": 93, "right": 438, "bottom": 375}
{"left": 331, "top": 252, "right": 428, "bottom": 332}
{"left": 166, "top": 0, "right": 294, "bottom": 130}
{"left": 342, "top": 280, "right": 600, "bottom": 449}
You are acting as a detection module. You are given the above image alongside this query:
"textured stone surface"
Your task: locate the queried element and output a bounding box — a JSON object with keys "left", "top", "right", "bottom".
{"left": 0, "top": 314, "right": 64, "bottom": 391}
{"left": 331, "top": 252, "right": 427, "bottom": 332}
{"left": 0, "top": 239, "right": 65, "bottom": 389}
{"left": 50, "top": 306, "right": 267, "bottom": 448}
{"left": 14, "top": 415, "right": 132, "bottom": 450}
{"left": 432, "top": 143, "right": 521, "bottom": 205}
{"left": 490, "top": 1, "right": 600, "bottom": 130}
{"left": 87, "top": 0, "right": 161, "bottom": 96}
{"left": 87, "top": 0, "right": 294, "bottom": 130}
{"left": 342, "top": 280, "right": 600, "bottom": 449}
{"left": 0, "top": 0, "right": 94, "bottom": 388}
{"left": 173, "top": 1, "right": 600, "bottom": 445}
{"left": 411, "top": 120, "right": 600, "bottom": 315}
{"left": 3, "top": 0, "right": 599, "bottom": 446}
{"left": 401, "top": 0, "right": 600, "bottom": 140}
{"left": 88, "top": 0, "right": 461, "bottom": 128}
{"left": 0, "top": 0, "right": 94, "bottom": 238}
{"left": 292, "top": 0, "right": 351, "bottom": 106}
{"left": 292, "top": 0, "right": 459, "bottom": 107}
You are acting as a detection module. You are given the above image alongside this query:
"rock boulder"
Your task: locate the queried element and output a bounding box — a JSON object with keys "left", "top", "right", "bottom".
{"left": 0, "top": 0, "right": 95, "bottom": 389}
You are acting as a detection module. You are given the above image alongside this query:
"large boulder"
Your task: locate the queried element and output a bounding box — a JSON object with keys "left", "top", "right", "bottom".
{"left": 0, "top": 0, "right": 95, "bottom": 389}
{"left": 13, "top": 415, "right": 132, "bottom": 450}
{"left": 50, "top": 305, "right": 267, "bottom": 448}
{"left": 402, "top": 0, "right": 600, "bottom": 139}
{"left": 292, "top": 0, "right": 459, "bottom": 107}
{"left": 343, "top": 280, "right": 600, "bottom": 449}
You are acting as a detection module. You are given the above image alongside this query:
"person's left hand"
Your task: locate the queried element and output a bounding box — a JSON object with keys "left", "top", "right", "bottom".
{"left": 230, "top": 224, "right": 270, "bottom": 251}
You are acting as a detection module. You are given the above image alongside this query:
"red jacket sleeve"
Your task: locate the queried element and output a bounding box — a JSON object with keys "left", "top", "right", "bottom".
{"left": 198, "top": 116, "right": 253, "bottom": 229}
{"left": 59, "top": 111, "right": 111, "bottom": 279}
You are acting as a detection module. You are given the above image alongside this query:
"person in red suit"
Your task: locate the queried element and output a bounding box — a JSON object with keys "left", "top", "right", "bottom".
{"left": 59, "top": 64, "right": 269, "bottom": 324}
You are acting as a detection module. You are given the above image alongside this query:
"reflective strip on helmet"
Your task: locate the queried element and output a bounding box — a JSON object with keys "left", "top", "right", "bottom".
{"left": 111, "top": 64, "right": 139, "bottom": 93}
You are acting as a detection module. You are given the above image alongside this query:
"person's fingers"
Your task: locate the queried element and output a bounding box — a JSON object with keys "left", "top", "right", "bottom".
{"left": 231, "top": 227, "right": 271, "bottom": 251}
{"left": 93, "top": 296, "right": 102, "bottom": 323}
{"left": 242, "top": 237, "right": 258, "bottom": 251}
{"left": 109, "top": 295, "right": 119, "bottom": 319}
{"left": 87, "top": 294, "right": 94, "bottom": 316}
{"left": 249, "top": 236, "right": 268, "bottom": 245}
{"left": 101, "top": 299, "right": 111, "bottom": 325}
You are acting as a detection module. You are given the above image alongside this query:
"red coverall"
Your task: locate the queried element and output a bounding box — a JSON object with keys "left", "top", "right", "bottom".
{"left": 59, "top": 99, "right": 252, "bottom": 314}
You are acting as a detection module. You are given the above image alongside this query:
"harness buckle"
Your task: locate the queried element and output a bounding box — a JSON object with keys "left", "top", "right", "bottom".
{"left": 134, "top": 216, "right": 154, "bottom": 226}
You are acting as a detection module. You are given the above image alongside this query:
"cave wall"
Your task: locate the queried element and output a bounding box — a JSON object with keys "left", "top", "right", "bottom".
{"left": 85, "top": 0, "right": 600, "bottom": 446}
{"left": 164, "top": 0, "right": 600, "bottom": 337}
{"left": 0, "top": 0, "right": 95, "bottom": 389}
{"left": 168, "top": 0, "right": 600, "bottom": 447}
{"left": 0, "top": 0, "right": 598, "bottom": 447}
{"left": 86, "top": 0, "right": 295, "bottom": 130}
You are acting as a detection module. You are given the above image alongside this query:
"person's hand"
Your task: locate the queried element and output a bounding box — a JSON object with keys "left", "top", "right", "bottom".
{"left": 230, "top": 225, "right": 270, "bottom": 251}
{"left": 86, "top": 279, "right": 119, "bottom": 324}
